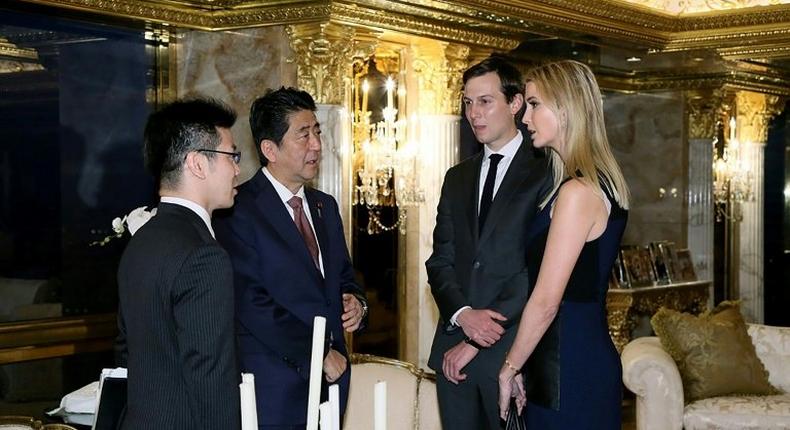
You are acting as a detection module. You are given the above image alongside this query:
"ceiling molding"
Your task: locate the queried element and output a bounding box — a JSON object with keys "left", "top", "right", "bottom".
{"left": 6, "top": 0, "right": 790, "bottom": 55}
{"left": 595, "top": 62, "right": 790, "bottom": 96}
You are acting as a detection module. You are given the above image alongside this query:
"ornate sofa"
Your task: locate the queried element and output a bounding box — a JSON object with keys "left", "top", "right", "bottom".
{"left": 621, "top": 324, "right": 790, "bottom": 430}
{"left": 343, "top": 354, "right": 440, "bottom": 430}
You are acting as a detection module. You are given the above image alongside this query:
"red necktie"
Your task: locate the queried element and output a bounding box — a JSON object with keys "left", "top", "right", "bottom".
{"left": 287, "top": 196, "right": 320, "bottom": 270}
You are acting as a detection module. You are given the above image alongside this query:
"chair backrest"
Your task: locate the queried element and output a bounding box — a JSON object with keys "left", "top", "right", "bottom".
{"left": 344, "top": 354, "right": 439, "bottom": 430}
{"left": 0, "top": 416, "right": 77, "bottom": 430}
{"left": 748, "top": 323, "right": 790, "bottom": 393}
{"left": 0, "top": 415, "right": 41, "bottom": 429}
{"left": 416, "top": 374, "right": 440, "bottom": 430}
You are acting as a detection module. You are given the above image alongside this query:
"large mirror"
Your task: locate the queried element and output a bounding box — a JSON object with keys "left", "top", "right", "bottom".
{"left": 0, "top": 7, "right": 163, "bottom": 352}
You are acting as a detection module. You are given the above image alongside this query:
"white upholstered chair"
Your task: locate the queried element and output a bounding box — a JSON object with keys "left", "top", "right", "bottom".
{"left": 622, "top": 324, "right": 790, "bottom": 430}
{"left": 343, "top": 354, "right": 440, "bottom": 430}
{"left": 0, "top": 416, "right": 77, "bottom": 430}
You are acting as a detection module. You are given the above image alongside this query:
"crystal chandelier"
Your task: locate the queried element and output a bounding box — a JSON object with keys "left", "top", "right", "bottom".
{"left": 713, "top": 116, "right": 753, "bottom": 222}
{"left": 352, "top": 76, "right": 424, "bottom": 234}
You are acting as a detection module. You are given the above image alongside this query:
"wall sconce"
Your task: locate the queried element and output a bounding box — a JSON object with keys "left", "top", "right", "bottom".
{"left": 658, "top": 187, "right": 678, "bottom": 199}
{"left": 713, "top": 116, "right": 753, "bottom": 222}
{"left": 352, "top": 75, "right": 424, "bottom": 234}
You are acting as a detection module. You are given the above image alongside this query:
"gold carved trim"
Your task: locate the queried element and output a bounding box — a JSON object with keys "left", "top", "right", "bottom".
{"left": 0, "top": 37, "right": 45, "bottom": 74}
{"left": 19, "top": 0, "right": 215, "bottom": 29}
{"left": 734, "top": 91, "right": 786, "bottom": 143}
{"left": 329, "top": 2, "right": 519, "bottom": 51}
{"left": 10, "top": 0, "right": 790, "bottom": 55}
{"left": 11, "top": 0, "right": 520, "bottom": 49}
{"left": 0, "top": 37, "right": 39, "bottom": 62}
{"left": 448, "top": 0, "right": 672, "bottom": 47}
{"left": 287, "top": 23, "right": 380, "bottom": 105}
{"left": 718, "top": 44, "right": 790, "bottom": 60}
{"left": 686, "top": 89, "right": 723, "bottom": 140}
{"left": 606, "top": 280, "right": 710, "bottom": 352}
{"left": 621, "top": 0, "right": 790, "bottom": 15}
{"left": 595, "top": 65, "right": 790, "bottom": 97}
{"left": 411, "top": 42, "right": 473, "bottom": 115}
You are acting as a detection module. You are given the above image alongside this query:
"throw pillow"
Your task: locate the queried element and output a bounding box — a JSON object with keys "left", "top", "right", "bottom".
{"left": 650, "top": 301, "right": 779, "bottom": 402}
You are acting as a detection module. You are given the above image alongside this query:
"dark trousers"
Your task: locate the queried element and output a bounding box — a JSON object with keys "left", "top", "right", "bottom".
{"left": 436, "top": 370, "right": 502, "bottom": 430}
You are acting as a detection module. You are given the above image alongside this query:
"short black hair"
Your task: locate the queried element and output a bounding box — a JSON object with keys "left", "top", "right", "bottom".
{"left": 462, "top": 56, "right": 524, "bottom": 104}
{"left": 143, "top": 97, "right": 236, "bottom": 189}
{"left": 249, "top": 87, "right": 317, "bottom": 166}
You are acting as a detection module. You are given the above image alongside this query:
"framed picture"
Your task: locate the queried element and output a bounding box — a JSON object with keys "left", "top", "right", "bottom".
{"left": 610, "top": 253, "right": 630, "bottom": 288}
{"left": 659, "top": 241, "right": 679, "bottom": 283}
{"left": 675, "top": 248, "right": 697, "bottom": 281}
{"left": 620, "top": 245, "right": 656, "bottom": 287}
{"left": 648, "top": 241, "right": 671, "bottom": 284}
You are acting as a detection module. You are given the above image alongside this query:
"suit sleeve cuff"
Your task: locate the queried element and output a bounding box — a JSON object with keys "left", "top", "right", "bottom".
{"left": 449, "top": 306, "right": 471, "bottom": 326}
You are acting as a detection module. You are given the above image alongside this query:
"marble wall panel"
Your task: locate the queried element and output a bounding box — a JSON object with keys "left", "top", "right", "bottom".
{"left": 604, "top": 91, "right": 686, "bottom": 247}
{"left": 176, "top": 26, "right": 297, "bottom": 184}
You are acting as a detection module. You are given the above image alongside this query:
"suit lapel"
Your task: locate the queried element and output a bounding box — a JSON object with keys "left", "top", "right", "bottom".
{"left": 251, "top": 172, "right": 324, "bottom": 282}
{"left": 478, "top": 139, "right": 540, "bottom": 244}
{"left": 304, "top": 189, "right": 328, "bottom": 279}
{"left": 466, "top": 153, "right": 484, "bottom": 245}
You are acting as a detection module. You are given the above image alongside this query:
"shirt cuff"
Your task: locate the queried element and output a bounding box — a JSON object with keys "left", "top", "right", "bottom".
{"left": 450, "top": 306, "right": 471, "bottom": 326}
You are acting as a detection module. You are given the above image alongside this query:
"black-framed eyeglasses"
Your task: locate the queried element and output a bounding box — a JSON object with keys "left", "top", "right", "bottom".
{"left": 196, "top": 149, "right": 241, "bottom": 164}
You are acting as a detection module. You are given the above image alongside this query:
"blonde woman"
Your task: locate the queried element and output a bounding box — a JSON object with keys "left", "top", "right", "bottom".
{"left": 497, "top": 60, "right": 630, "bottom": 429}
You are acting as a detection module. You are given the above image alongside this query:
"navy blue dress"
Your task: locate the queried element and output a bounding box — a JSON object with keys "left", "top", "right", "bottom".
{"left": 523, "top": 179, "right": 627, "bottom": 429}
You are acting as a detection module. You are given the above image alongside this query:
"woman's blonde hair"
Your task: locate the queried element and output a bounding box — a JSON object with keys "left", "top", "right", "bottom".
{"left": 525, "top": 60, "right": 630, "bottom": 210}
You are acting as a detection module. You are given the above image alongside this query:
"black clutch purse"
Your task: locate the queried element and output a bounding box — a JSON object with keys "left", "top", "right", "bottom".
{"left": 504, "top": 398, "right": 526, "bottom": 430}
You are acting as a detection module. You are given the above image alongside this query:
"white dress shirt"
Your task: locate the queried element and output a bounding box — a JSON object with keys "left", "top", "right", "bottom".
{"left": 160, "top": 196, "right": 215, "bottom": 238}
{"left": 453, "top": 130, "right": 524, "bottom": 326}
{"left": 477, "top": 130, "right": 523, "bottom": 214}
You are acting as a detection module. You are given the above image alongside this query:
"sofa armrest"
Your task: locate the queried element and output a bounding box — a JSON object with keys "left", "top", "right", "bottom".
{"left": 748, "top": 324, "right": 790, "bottom": 393}
{"left": 622, "top": 336, "right": 684, "bottom": 430}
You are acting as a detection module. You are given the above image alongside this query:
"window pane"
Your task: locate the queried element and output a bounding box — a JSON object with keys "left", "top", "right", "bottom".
{"left": 0, "top": 10, "right": 157, "bottom": 323}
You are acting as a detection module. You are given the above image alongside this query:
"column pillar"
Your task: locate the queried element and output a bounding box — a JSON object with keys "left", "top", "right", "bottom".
{"left": 685, "top": 90, "right": 721, "bottom": 306}
{"left": 733, "top": 92, "right": 782, "bottom": 323}
{"left": 398, "top": 41, "right": 488, "bottom": 367}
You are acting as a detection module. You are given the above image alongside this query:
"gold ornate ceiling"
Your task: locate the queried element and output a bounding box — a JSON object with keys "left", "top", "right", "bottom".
{"left": 619, "top": 0, "right": 790, "bottom": 15}
{"left": 7, "top": 0, "right": 790, "bottom": 57}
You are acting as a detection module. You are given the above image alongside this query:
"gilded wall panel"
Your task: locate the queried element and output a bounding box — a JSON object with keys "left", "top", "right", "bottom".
{"left": 686, "top": 89, "right": 723, "bottom": 140}
{"left": 735, "top": 91, "right": 784, "bottom": 143}
{"left": 411, "top": 42, "right": 473, "bottom": 115}
{"left": 286, "top": 23, "right": 380, "bottom": 106}
{"left": 176, "top": 26, "right": 297, "bottom": 183}
{"left": 605, "top": 91, "right": 686, "bottom": 246}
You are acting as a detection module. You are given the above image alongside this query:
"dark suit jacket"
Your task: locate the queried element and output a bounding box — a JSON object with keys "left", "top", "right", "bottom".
{"left": 116, "top": 203, "right": 240, "bottom": 430}
{"left": 214, "top": 170, "right": 365, "bottom": 427}
{"left": 426, "top": 138, "right": 552, "bottom": 379}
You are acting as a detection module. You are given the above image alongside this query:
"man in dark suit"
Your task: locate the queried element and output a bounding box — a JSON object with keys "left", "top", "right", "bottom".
{"left": 115, "top": 98, "right": 242, "bottom": 429}
{"left": 426, "top": 57, "right": 552, "bottom": 429}
{"left": 214, "top": 87, "right": 367, "bottom": 429}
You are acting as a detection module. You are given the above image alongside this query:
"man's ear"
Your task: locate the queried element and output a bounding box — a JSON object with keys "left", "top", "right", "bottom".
{"left": 261, "top": 139, "right": 277, "bottom": 164}
{"left": 509, "top": 93, "right": 524, "bottom": 115}
{"left": 184, "top": 151, "right": 207, "bottom": 180}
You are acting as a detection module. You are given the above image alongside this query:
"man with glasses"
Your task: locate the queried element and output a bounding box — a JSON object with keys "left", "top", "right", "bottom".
{"left": 215, "top": 87, "right": 367, "bottom": 429}
{"left": 115, "top": 98, "right": 242, "bottom": 429}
